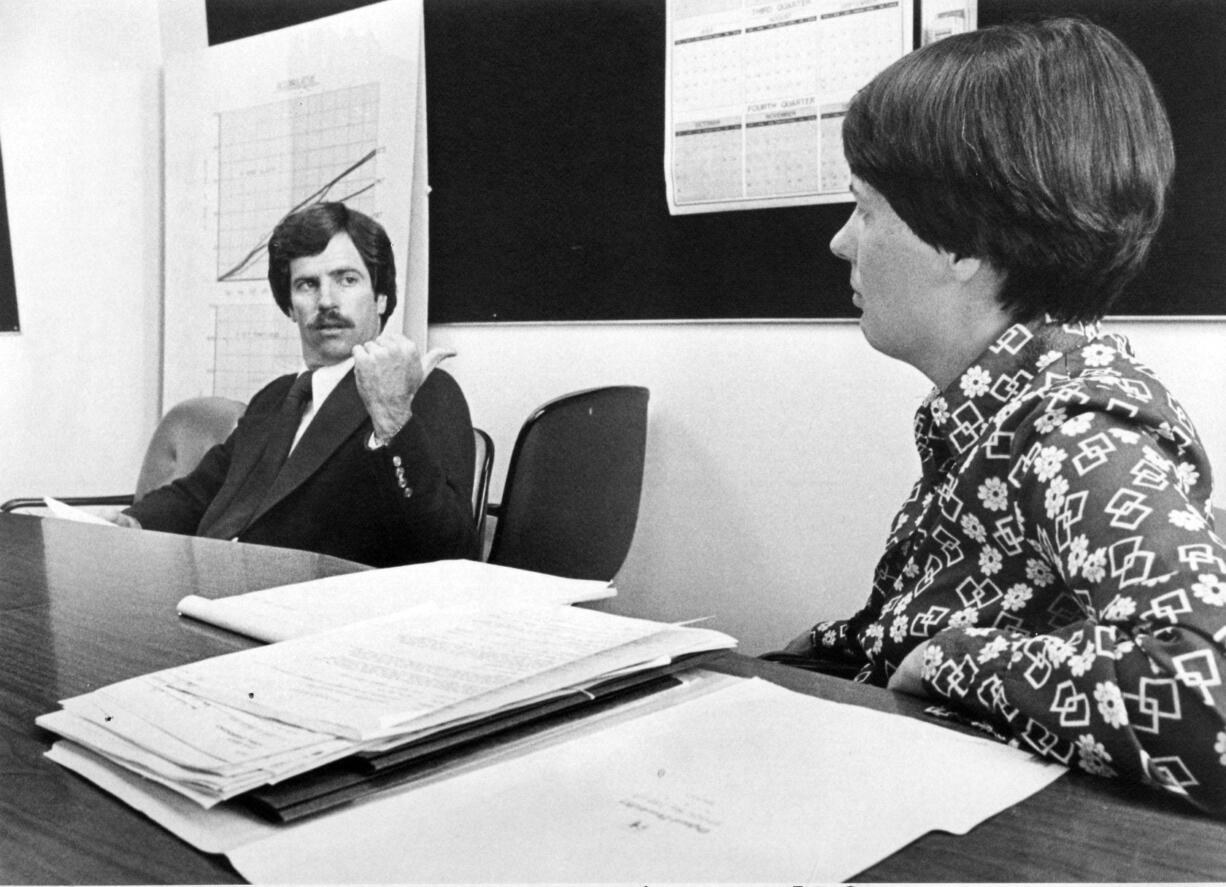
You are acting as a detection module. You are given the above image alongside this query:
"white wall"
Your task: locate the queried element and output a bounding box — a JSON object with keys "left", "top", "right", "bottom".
{"left": 0, "top": 0, "right": 163, "bottom": 503}
{"left": 433, "top": 318, "right": 1226, "bottom": 655}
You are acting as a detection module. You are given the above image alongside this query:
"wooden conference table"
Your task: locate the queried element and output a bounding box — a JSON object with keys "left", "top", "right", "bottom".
{"left": 2, "top": 512, "right": 1225, "bottom": 883}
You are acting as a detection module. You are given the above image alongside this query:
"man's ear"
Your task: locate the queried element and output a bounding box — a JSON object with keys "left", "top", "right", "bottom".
{"left": 376, "top": 293, "right": 388, "bottom": 318}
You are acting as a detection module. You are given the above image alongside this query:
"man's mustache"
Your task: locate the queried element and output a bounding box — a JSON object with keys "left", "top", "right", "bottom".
{"left": 310, "top": 312, "right": 354, "bottom": 330}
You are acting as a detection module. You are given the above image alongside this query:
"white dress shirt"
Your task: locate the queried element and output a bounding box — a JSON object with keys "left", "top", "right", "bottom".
{"left": 289, "top": 358, "right": 353, "bottom": 455}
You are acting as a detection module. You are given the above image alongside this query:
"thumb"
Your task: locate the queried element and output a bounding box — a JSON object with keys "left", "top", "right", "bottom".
{"left": 421, "top": 347, "right": 457, "bottom": 377}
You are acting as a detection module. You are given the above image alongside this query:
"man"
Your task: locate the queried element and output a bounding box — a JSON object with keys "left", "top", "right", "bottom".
{"left": 770, "top": 19, "right": 1226, "bottom": 815}
{"left": 119, "top": 202, "right": 476, "bottom": 567}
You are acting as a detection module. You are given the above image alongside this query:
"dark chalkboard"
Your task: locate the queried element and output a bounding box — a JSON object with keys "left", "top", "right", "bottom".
{"left": 424, "top": 0, "right": 1226, "bottom": 321}
{"left": 424, "top": 0, "right": 856, "bottom": 322}
{"left": 978, "top": 0, "right": 1226, "bottom": 318}
{"left": 207, "top": 0, "right": 385, "bottom": 44}
{"left": 208, "top": 0, "right": 1226, "bottom": 321}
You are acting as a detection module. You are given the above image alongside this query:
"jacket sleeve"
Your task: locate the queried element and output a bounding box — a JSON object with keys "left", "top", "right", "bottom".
{"left": 122, "top": 435, "right": 234, "bottom": 535}
{"left": 362, "top": 415, "right": 477, "bottom": 562}
{"left": 918, "top": 395, "right": 1226, "bottom": 815}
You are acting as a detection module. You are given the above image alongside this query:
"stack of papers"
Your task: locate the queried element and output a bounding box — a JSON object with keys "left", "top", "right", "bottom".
{"left": 45, "top": 674, "right": 1066, "bottom": 883}
{"left": 37, "top": 601, "right": 736, "bottom": 808}
{"left": 176, "top": 558, "right": 616, "bottom": 643}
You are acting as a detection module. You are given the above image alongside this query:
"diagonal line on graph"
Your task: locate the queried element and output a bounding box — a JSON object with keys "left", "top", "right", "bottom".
{"left": 218, "top": 148, "right": 380, "bottom": 282}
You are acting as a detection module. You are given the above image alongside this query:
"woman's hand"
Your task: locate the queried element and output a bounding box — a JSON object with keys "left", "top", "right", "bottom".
{"left": 781, "top": 628, "right": 815, "bottom": 656}
{"left": 887, "top": 640, "right": 931, "bottom": 697}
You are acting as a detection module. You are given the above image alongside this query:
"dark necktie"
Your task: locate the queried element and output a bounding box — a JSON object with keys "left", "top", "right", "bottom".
{"left": 198, "top": 370, "right": 313, "bottom": 540}
{"left": 263, "top": 370, "right": 315, "bottom": 473}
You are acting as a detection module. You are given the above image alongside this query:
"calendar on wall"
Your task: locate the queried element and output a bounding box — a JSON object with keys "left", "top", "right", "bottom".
{"left": 665, "top": 0, "right": 916, "bottom": 214}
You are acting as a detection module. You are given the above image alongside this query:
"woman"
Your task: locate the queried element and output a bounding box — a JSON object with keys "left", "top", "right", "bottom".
{"left": 778, "top": 18, "right": 1226, "bottom": 815}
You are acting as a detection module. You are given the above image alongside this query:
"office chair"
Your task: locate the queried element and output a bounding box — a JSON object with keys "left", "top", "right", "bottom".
{"left": 485, "top": 386, "right": 649, "bottom": 581}
{"left": 1, "top": 396, "right": 246, "bottom": 514}
{"left": 472, "top": 427, "right": 495, "bottom": 549}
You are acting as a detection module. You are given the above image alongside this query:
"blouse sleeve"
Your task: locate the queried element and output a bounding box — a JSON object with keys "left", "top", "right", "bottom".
{"left": 919, "top": 387, "right": 1226, "bottom": 815}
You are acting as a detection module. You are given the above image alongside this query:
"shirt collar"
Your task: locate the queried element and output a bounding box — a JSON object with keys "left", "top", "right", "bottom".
{"left": 304, "top": 357, "right": 354, "bottom": 410}
{"left": 914, "top": 317, "right": 1104, "bottom": 470}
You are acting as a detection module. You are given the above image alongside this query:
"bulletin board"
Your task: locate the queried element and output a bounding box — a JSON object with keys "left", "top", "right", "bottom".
{"left": 978, "top": 0, "right": 1226, "bottom": 318}
{"left": 424, "top": 0, "right": 855, "bottom": 323}
{"left": 424, "top": 0, "right": 1226, "bottom": 322}
{"left": 210, "top": 0, "right": 1226, "bottom": 322}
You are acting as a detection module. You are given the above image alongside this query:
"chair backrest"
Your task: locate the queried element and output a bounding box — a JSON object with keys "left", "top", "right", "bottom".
{"left": 486, "top": 386, "right": 649, "bottom": 581}
{"left": 472, "top": 427, "right": 495, "bottom": 549}
{"left": 134, "top": 396, "right": 247, "bottom": 500}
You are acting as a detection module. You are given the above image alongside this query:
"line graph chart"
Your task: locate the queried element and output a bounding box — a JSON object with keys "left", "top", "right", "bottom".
{"left": 216, "top": 82, "right": 381, "bottom": 282}
{"left": 208, "top": 302, "right": 303, "bottom": 399}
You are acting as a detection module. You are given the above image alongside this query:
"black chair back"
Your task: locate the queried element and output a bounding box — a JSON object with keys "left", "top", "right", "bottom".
{"left": 472, "top": 427, "right": 495, "bottom": 546}
{"left": 487, "top": 386, "right": 649, "bottom": 581}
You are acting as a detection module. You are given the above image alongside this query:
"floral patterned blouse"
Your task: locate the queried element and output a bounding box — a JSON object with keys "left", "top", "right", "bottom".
{"left": 810, "top": 319, "right": 1226, "bottom": 814}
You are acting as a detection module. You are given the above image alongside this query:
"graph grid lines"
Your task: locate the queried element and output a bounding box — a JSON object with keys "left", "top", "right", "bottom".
{"left": 209, "top": 302, "right": 302, "bottom": 400}
{"left": 216, "top": 83, "right": 382, "bottom": 282}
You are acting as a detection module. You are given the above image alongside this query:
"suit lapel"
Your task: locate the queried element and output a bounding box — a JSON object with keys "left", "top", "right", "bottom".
{"left": 199, "top": 375, "right": 296, "bottom": 527}
{"left": 249, "top": 370, "right": 369, "bottom": 525}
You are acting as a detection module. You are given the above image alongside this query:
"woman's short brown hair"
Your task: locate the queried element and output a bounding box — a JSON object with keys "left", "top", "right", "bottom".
{"left": 842, "top": 17, "right": 1174, "bottom": 322}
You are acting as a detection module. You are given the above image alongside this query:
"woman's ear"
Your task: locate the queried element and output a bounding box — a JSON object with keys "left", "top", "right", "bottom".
{"left": 947, "top": 251, "right": 984, "bottom": 283}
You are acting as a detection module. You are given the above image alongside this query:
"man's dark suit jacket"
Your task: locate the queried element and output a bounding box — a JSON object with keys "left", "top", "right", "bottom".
{"left": 126, "top": 368, "right": 477, "bottom": 567}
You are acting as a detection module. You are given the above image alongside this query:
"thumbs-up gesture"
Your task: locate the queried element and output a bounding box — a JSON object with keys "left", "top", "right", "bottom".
{"left": 353, "top": 331, "right": 455, "bottom": 443}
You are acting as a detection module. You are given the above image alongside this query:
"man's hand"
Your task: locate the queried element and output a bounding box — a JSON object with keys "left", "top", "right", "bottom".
{"left": 887, "top": 640, "right": 931, "bottom": 697}
{"left": 111, "top": 513, "right": 142, "bottom": 530}
{"left": 353, "top": 332, "right": 455, "bottom": 442}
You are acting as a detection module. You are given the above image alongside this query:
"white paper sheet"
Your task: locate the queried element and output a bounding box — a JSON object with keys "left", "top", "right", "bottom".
{"left": 48, "top": 673, "right": 1062, "bottom": 881}
{"left": 43, "top": 497, "right": 116, "bottom": 526}
{"left": 223, "top": 676, "right": 1063, "bottom": 884}
{"left": 921, "top": 0, "right": 977, "bottom": 45}
{"left": 176, "top": 559, "right": 614, "bottom": 643}
{"left": 46, "top": 742, "right": 281, "bottom": 855}
{"left": 164, "top": 603, "right": 732, "bottom": 740}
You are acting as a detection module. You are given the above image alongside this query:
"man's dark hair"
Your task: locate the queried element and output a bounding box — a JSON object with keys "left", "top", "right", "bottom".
{"left": 842, "top": 17, "right": 1174, "bottom": 323}
{"left": 267, "top": 202, "right": 397, "bottom": 329}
